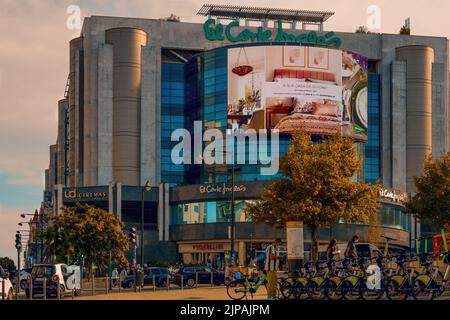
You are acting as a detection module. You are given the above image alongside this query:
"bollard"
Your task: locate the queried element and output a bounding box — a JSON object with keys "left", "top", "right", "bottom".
{"left": 72, "top": 288, "right": 74, "bottom": 300}
{"left": 134, "top": 272, "right": 137, "bottom": 293}
{"left": 43, "top": 278, "right": 47, "bottom": 300}
{"left": 2, "top": 277, "right": 5, "bottom": 300}
{"left": 106, "top": 276, "right": 109, "bottom": 294}
{"left": 167, "top": 276, "right": 170, "bottom": 291}
{"left": 195, "top": 272, "right": 199, "bottom": 288}
{"left": 118, "top": 274, "right": 122, "bottom": 294}
{"left": 153, "top": 275, "right": 156, "bottom": 292}
{"left": 92, "top": 274, "right": 95, "bottom": 296}
{"left": 57, "top": 281, "right": 61, "bottom": 300}
{"left": 211, "top": 272, "right": 214, "bottom": 287}
{"left": 29, "top": 277, "right": 33, "bottom": 300}
{"left": 181, "top": 275, "right": 184, "bottom": 291}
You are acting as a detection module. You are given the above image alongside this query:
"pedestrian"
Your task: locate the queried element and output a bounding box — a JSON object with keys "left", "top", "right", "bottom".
{"left": 111, "top": 267, "right": 119, "bottom": 287}
{"left": 344, "top": 235, "right": 360, "bottom": 259}
{"left": 264, "top": 238, "right": 282, "bottom": 300}
{"left": 326, "top": 238, "right": 340, "bottom": 260}
{"left": 207, "top": 255, "right": 212, "bottom": 268}
{"left": 120, "top": 267, "right": 127, "bottom": 281}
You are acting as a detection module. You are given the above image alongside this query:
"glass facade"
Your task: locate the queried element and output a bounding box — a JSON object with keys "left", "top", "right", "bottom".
{"left": 161, "top": 62, "right": 186, "bottom": 184}
{"left": 162, "top": 47, "right": 406, "bottom": 235}
{"left": 364, "top": 73, "right": 381, "bottom": 183}
{"left": 171, "top": 200, "right": 252, "bottom": 224}
{"left": 378, "top": 204, "right": 409, "bottom": 231}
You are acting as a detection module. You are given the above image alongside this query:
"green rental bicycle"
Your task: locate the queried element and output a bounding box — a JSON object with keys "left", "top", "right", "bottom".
{"left": 226, "top": 272, "right": 268, "bottom": 300}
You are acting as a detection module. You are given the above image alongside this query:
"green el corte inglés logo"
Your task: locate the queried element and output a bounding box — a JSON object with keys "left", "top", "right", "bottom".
{"left": 203, "top": 19, "right": 341, "bottom": 48}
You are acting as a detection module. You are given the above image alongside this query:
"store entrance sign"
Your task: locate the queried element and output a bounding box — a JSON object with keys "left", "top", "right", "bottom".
{"left": 203, "top": 19, "right": 341, "bottom": 48}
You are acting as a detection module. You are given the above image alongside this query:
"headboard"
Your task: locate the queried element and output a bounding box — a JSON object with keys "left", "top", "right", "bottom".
{"left": 273, "top": 69, "right": 336, "bottom": 82}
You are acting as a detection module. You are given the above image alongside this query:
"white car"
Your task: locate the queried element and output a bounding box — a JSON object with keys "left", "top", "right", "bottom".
{"left": 25, "top": 263, "right": 81, "bottom": 299}
{"left": 0, "top": 266, "right": 14, "bottom": 300}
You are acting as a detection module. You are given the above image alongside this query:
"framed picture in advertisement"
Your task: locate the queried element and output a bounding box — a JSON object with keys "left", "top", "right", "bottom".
{"left": 307, "top": 47, "right": 329, "bottom": 70}
{"left": 283, "top": 46, "right": 306, "bottom": 67}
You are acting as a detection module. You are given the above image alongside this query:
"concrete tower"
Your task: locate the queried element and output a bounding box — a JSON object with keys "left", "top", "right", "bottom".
{"left": 395, "top": 45, "right": 434, "bottom": 192}
{"left": 105, "top": 28, "right": 148, "bottom": 185}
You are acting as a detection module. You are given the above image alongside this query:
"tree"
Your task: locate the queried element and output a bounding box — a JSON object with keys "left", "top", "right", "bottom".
{"left": 355, "top": 25, "right": 369, "bottom": 34}
{"left": 406, "top": 152, "right": 450, "bottom": 231}
{"left": 0, "top": 257, "right": 16, "bottom": 271}
{"left": 245, "top": 131, "right": 380, "bottom": 261}
{"left": 399, "top": 25, "right": 410, "bottom": 35}
{"left": 43, "top": 204, "right": 129, "bottom": 275}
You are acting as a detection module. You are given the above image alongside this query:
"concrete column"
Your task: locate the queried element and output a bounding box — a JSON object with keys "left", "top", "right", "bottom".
{"left": 68, "top": 37, "right": 83, "bottom": 187}
{"left": 57, "top": 99, "right": 68, "bottom": 186}
{"left": 106, "top": 28, "right": 148, "bottom": 185}
{"left": 158, "top": 183, "right": 164, "bottom": 241}
{"left": 97, "top": 43, "right": 114, "bottom": 185}
{"left": 108, "top": 182, "right": 114, "bottom": 214}
{"left": 396, "top": 46, "right": 434, "bottom": 193}
{"left": 116, "top": 182, "right": 122, "bottom": 220}
{"left": 432, "top": 63, "right": 447, "bottom": 157}
{"left": 57, "top": 184, "right": 63, "bottom": 215}
{"left": 141, "top": 46, "right": 159, "bottom": 186}
{"left": 238, "top": 242, "right": 246, "bottom": 267}
{"left": 164, "top": 183, "right": 170, "bottom": 241}
{"left": 391, "top": 61, "right": 407, "bottom": 191}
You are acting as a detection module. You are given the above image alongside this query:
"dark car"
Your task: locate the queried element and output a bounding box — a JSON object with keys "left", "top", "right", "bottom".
{"left": 121, "top": 267, "right": 170, "bottom": 288}
{"left": 173, "top": 265, "right": 225, "bottom": 287}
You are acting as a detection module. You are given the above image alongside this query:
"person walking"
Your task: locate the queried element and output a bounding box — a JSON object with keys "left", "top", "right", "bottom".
{"left": 265, "top": 238, "right": 282, "bottom": 300}
{"left": 344, "top": 235, "right": 360, "bottom": 259}
{"left": 111, "top": 267, "right": 119, "bottom": 287}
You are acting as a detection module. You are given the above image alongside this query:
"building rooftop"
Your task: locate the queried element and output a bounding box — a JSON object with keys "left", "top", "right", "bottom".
{"left": 197, "top": 4, "right": 335, "bottom": 23}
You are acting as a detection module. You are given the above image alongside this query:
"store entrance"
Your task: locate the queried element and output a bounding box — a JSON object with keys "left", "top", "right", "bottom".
{"left": 183, "top": 252, "right": 225, "bottom": 270}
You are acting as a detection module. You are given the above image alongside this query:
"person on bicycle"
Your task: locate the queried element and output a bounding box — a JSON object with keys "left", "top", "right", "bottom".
{"left": 344, "top": 235, "right": 359, "bottom": 259}
{"left": 265, "top": 238, "right": 282, "bottom": 300}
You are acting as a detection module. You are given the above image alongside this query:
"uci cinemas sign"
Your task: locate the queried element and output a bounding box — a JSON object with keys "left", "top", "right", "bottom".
{"left": 64, "top": 189, "right": 107, "bottom": 200}
{"left": 203, "top": 19, "right": 342, "bottom": 48}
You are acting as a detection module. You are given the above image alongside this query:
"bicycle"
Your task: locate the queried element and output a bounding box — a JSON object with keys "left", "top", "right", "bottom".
{"left": 411, "top": 251, "right": 449, "bottom": 300}
{"left": 226, "top": 272, "right": 267, "bottom": 300}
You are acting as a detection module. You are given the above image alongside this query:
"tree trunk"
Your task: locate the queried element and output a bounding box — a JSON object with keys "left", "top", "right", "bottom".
{"left": 310, "top": 226, "right": 319, "bottom": 262}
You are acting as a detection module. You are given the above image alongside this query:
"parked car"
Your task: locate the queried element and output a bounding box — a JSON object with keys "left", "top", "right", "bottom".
{"left": 0, "top": 266, "right": 14, "bottom": 300}
{"left": 121, "top": 267, "right": 170, "bottom": 288}
{"left": 173, "top": 265, "right": 225, "bottom": 287}
{"left": 19, "top": 268, "right": 31, "bottom": 289}
{"left": 25, "top": 263, "right": 81, "bottom": 299}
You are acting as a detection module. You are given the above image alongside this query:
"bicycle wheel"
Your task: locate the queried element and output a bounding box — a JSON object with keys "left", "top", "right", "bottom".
{"left": 324, "top": 279, "right": 343, "bottom": 301}
{"left": 292, "top": 280, "right": 308, "bottom": 300}
{"left": 385, "top": 277, "right": 409, "bottom": 300}
{"left": 226, "top": 280, "right": 247, "bottom": 300}
{"left": 412, "top": 276, "right": 434, "bottom": 300}
{"left": 279, "top": 280, "right": 293, "bottom": 300}
{"left": 340, "top": 279, "right": 360, "bottom": 300}
{"left": 306, "top": 279, "right": 325, "bottom": 300}
{"left": 360, "top": 281, "right": 383, "bottom": 300}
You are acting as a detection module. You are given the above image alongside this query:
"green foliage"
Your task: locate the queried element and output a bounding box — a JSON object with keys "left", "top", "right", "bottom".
{"left": 0, "top": 257, "right": 16, "bottom": 271}
{"left": 245, "top": 131, "right": 380, "bottom": 260}
{"left": 43, "top": 204, "right": 129, "bottom": 271}
{"left": 406, "top": 152, "right": 450, "bottom": 231}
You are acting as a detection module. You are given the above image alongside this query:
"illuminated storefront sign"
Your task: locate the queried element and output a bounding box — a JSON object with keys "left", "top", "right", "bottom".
{"left": 203, "top": 19, "right": 342, "bottom": 48}
{"left": 379, "top": 188, "right": 408, "bottom": 204}
{"left": 199, "top": 183, "right": 247, "bottom": 195}
{"left": 64, "top": 188, "right": 108, "bottom": 201}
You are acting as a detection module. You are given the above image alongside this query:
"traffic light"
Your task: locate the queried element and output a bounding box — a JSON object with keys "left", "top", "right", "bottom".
{"left": 129, "top": 227, "right": 137, "bottom": 245}
{"left": 15, "top": 231, "right": 22, "bottom": 250}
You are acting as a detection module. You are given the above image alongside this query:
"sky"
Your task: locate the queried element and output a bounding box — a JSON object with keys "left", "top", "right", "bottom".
{"left": 1, "top": 0, "right": 449, "bottom": 265}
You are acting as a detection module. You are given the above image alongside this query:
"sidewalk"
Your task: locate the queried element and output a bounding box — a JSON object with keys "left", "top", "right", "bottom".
{"left": 74, "top": 286, "right": 267, "bottom": 300}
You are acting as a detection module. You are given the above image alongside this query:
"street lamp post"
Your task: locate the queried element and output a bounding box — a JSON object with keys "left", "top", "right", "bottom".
{"left": 141, "top": 181, "right": 152, "bottom": 267}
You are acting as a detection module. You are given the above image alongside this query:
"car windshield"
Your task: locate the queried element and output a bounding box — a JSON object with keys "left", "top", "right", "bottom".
{"left": 32, "top": 266, "right": 56, "bottom": 277}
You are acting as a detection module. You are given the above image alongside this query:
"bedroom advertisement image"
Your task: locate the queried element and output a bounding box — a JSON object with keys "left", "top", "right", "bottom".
{"left": 227, "top": 45, "right": 369, "bottom": 141}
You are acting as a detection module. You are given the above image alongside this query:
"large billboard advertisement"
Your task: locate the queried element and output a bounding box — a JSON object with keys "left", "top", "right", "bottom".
{"left": 227, "top": 45, "right": 368, "bottom": 141}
